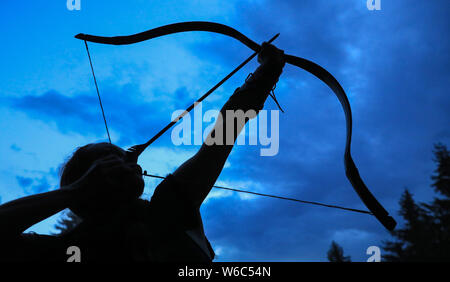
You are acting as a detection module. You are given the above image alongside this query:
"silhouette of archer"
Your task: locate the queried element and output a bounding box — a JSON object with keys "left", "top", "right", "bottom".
{"left": 0, "top": 43, "right": 285, "bottom": 262}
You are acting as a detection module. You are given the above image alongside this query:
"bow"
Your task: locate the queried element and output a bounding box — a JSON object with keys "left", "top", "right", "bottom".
{"left": 75, "top": 21, "right": 396, "bottom": 231}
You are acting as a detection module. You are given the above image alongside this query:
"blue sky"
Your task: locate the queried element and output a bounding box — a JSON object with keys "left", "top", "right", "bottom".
{"left": 0, "top": 1, "right": 449, "bottom": 261}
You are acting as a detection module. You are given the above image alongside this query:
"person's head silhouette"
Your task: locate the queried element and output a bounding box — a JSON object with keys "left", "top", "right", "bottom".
{"left": 60, "top": 142, "right": 144, "bottom": 219}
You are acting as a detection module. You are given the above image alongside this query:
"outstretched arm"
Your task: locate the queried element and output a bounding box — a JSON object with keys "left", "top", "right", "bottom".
{"left": 173, "top": 43, "right": 285, "bottom": 207}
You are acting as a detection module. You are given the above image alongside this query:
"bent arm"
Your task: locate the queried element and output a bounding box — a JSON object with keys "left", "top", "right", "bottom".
{"left": 0, "top": 187, "right": 76, "bottom": 238}
{"left": 0, "top": 154, "right": 138, "bottom": 238}
{"left": 173, "top": 55, "right": 284, "bottom": 207}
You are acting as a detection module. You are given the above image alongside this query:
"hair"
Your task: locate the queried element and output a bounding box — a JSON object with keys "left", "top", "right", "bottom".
{"left": 59, "top": 142, "right": 115, "bottom": 218}
{"left": 59, "top": 142, "right": 144, "bottom": 219}
{"left": 60, "top": 142, "right": 125, "bottom": 187}
{"left": 60, "top": 144, "right": 91, "bottom": 188}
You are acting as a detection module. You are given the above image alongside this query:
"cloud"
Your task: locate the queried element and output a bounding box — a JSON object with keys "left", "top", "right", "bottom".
{"left": 16, "top": 175, "right": 53, "bottom": 195}
{"left": 196, "top": 0, "right": 450, "bottom": 261}
{"left": 10, "top": 144, "right": 21, "bottom": 152}
{"left": 9, "top": 90, "right": 101, "bottom": 135}
{"left": 29, "top": 176, "right": 52, "bottom": 194}
{"left": 16, "top": 176, "right": 33, "bottom": 188}
{"left": 15, "top": 167, "right": 60, "bottom": 196}
{"left": 7, "top": 85, "right": 191, "bottom": 147}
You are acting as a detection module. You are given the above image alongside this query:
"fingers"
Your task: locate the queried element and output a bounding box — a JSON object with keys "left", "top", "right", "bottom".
{"left": 98, "top": 158, "right": 136, "bottom": 175}
{"left": 261, "top": 42, "right": 281, "bottom": 51}
{"left": 258, "top": 42, "right": 285, "bottom": 67}
{"left": 85, "top": 155, "right": 140, "bottom": 183}
{"left": 72, "top": 152, "right": 144, "bottom": 208}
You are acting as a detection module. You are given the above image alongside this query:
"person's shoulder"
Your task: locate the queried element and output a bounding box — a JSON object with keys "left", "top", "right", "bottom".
{"left": 123, "top": 198, "right": 153, "bottom": 221}
{"left": 151, "top": 173, "right": 186, "bottom": 198}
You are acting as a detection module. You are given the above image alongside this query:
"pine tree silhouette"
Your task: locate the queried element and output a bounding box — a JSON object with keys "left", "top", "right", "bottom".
{"left": 383, "top": 144, "right": 450, "bottom": 261}
{"left": 327, "top": 241, "right": 351, "bottom": 262}
{"left": 53, "top": 210, "right": 82, "bottom": 236}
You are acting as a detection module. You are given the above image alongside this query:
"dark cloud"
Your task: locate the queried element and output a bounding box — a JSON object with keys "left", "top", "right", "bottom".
{"left": 10, "top": 144, "right": 21, "bottom": 152}
{"left": 16, "top": 174, "right": 53, "bottom": 195}
{"left": 29, "top": 176, "right": 51, "bottom": 194}
{"left": 10, "top": 90, "right": 102, "bottom": 135}
{"left": 16, "top": 176, "right": 33, "bottom": 188}
{"left": 8, "top": 85, "right": 190, "bottom": 147}
{"left": 195, "top": 0, "right": 450, "bottom": 261}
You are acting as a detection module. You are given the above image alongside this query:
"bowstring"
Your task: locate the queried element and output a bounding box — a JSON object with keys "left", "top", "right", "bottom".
{"left": 142, "top": 172, "right": 373, "bottom": 215}
{"left": 83, "top": 40, "right": 112, "bottom": 144}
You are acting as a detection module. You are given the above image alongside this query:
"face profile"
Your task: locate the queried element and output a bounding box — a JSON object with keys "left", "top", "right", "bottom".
{"left": 60, "top": 142, "right": 145, "bottom": 219}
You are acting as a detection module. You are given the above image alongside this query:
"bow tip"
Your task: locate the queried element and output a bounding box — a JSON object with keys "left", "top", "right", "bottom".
{"left": 75, "top": 33, "right": 86, "bottom": 40}
{"left": 382, "top": 215, "right": 397, "bottom": 231}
